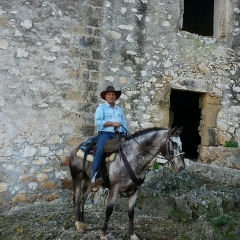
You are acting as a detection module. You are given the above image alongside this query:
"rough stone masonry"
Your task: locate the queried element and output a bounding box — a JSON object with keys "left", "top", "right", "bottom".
{"left": 0, "top": 0, "right": 239, "bottom": 210}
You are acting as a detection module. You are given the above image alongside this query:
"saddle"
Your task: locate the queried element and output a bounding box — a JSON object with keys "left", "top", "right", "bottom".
{"left": 76, "top": 149, "right": 116, "bottom": 162}
{"left": 76, "top": 136, "right": 121, "bottom": 162}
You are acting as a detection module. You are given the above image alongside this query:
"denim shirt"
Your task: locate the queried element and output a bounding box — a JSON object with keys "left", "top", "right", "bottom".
{"left": 95, "top": 101, "right": 127, "bottom": 133}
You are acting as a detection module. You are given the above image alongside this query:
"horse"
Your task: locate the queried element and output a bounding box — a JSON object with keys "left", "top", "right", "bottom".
{"left": 69, "top": 126, "right": 185, "bottom": 240}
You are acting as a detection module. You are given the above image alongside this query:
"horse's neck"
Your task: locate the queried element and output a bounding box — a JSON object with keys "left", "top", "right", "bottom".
{"left": 129, "top": 130, "right": 167, "bottom": 163}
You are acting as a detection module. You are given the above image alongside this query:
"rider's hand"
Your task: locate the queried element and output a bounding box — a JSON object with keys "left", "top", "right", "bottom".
{"left": 113, "top": 122, "right": 121, "bottom": 128}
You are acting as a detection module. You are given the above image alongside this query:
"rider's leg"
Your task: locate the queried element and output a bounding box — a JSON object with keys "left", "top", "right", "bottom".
{"left": 92, "top": 132, "right": 110, "bottom": 183}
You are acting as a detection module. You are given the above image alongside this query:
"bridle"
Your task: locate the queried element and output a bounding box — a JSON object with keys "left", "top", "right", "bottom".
{"left": 165, "top": 138, "right": 185, "bottom": 167}
{"left": 115, "top": 126, "right": 184, "bottom": 191}
{"left": 120, "top": 125, "right": 184, "bottom": 166}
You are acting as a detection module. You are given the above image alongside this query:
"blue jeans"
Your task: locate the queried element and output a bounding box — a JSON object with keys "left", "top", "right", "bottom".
{"left": 92, "top": 131, "right": 118, "bottom": 178}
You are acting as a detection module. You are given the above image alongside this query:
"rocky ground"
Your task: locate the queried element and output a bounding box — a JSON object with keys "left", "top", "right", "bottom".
{"left": 1, "top": 165, "right": 240, "bottom": 240}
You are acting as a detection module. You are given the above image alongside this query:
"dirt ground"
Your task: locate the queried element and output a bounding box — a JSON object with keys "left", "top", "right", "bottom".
{"left": 0, "top": 192, "right": 213, "bottom": 240}
{"left": 1, "top": 169, "right": 240, "bottom": 240}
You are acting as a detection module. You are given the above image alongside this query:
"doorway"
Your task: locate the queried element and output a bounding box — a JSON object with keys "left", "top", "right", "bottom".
{"left": 170, "top": 90, "right": 201, "bottom": 160}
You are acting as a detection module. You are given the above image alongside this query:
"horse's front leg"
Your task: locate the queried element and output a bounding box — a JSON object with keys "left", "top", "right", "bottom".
{"left": 100, "top": 187, "right": 119, "bottom": 240}
{"left": 128, "top": 188, "right": 139, "bottom": 240}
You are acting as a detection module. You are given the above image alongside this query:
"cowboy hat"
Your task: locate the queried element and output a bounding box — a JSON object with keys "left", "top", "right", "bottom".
{"left": 100, "top": 86, "right": 122, "bottom": 100}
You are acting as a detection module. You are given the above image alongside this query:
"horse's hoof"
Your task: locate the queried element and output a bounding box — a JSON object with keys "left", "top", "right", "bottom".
{"left": 130, "top": 234, "right": 139, "bottom": 240}
{"left": 100, "top": 235, "right": 108, "bottom": 240}
{"left": 75, "top": 221, "right": 85, "bottom": 233}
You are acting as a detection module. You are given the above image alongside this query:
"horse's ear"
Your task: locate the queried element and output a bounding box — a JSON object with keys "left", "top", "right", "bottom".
{"left": 170, "top": 126, "right": 182, "bottom": 136}
{"left": 175, "top": 126, "right": 183, "bottom": 135}
{"left": 169, "top": 126, "right": 177, "bottom": 135}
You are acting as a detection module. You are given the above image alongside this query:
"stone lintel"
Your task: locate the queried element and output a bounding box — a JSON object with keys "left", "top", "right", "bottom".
{"left": 170, "top": 77, "right": 211, "bottom": 93}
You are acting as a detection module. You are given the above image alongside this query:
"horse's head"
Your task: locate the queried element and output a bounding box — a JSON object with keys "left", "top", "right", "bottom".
{"left": 165, "top": 126, "right": 185, "bottom": 173}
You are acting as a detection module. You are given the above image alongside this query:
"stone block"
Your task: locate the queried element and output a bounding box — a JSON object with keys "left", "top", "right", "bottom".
{"left": 94, "top": 28, "right": 101, "bottom": 37}
{"left": 0, "top": 17, "right": 8, "bottom": 26}
{"left": 82, "top": 5, "right": 93, "bottom": 16}
{"left": 92, "top": 50, "right": 101, "bottom": 60}
{"left": 42, "top": 182, "right": 55, "bottom": 190}
{"left": 0, "top": 182, "right": 8, "bottom": 192}
{"left": 202, "top": 94, "right": 221, "bottom": 105}
{"left": 159, "top": 99, "right": 170, "bottom": 109}
{"left": 87, "top": 17, "right": 100, "bottom": 28}
{"left": 93, "top": 7, "right": 103, "bottom": 18}
{"left": 152, "top": 109, "right": 169, "bottom": 128}
{"left": 198, "top": 146, "right": 212, "bottom": 163}
{"left": 90, "top": 71, "right": 100, "bottom": 80}
{"left": 45, "top": 194, "right": 58, "bottom": 202}
{"left": 80, "top": 125, "right": 95, "bottom": 136}
{"left": 202, "top": 104, "right": 219, "bottom": 128}
{"left": 86, "top": 0, "right": 104, "bottom": 7}
{"left": 201, "top": 127, "right": 218, "bottom": 146}
{"left": 12, "top": 193, "right": 27, "bottom": 204}
{"left": 76, "top": 68, "right": 90, "bottom": 80}
{"left": 217, "top": 131, "right": 229, "bottom": 146}
{"left": 79, "top": 49, "right": 91, "bottom": 58}
{"left": 199, "top": 146, "right": 240, "bottom": 170}
{"left": 61, "top": 179, "right": 73, "bottom": 189}
{"left": 87, "top": 60, "right": 100, "bottom": 71}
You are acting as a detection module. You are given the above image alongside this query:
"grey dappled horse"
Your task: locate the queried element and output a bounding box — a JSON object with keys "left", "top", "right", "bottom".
{"left": 69, "top": 126, "right": 185, "bottom": 240}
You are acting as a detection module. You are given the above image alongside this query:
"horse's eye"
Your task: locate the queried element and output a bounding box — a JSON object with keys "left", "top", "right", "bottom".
{"left": 172, "top": 142, "right": 177, "bottom": 147}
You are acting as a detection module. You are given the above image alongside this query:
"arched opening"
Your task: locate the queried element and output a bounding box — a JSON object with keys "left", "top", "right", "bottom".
{"left": 170, "top": 90, "right": 201, "bottom": 160}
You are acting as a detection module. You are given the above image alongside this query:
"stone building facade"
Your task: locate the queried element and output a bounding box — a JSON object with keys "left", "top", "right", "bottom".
{"left": 0, "top": 0, "right": 239, "bottom": 210}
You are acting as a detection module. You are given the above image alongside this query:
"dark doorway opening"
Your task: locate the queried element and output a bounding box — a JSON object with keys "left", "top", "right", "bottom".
{"left": 170, "top": 90, "right": 201, "bottom": 160}
{"left": 182, "top": 0, "right": 214, "bottom": 36}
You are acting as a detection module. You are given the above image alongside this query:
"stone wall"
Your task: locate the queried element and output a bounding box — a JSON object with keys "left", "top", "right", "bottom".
{"left": 0, "top": 0, "right": 240, "bottom": 209}
{"left": 0, "top": 0, "right": 103, "bottom": 210}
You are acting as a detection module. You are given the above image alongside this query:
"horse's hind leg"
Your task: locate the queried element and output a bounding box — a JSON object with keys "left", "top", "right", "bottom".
{"left": 128, "top": 189, "right": 139, "bottom": 240}
{"left": 71, "top": 169, "right": 91, "bottom": 232}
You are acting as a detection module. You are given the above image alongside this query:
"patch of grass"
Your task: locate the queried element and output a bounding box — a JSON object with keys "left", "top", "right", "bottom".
{"left": 179, "top": 234, "right": 207, "bottom": 240}
{"left": 225, "top": 141, "right": 238, "bottom": 148}
{"left": 208, "top": 212, "right": 240, "bottom": 239}
{"left": 167, "top": 198, "right": 192, "bottom": 223}
{"left": 179, "top": 236, "right": 191, "bottom": 240}
{"left": 209, "top": 214, "right": 230, "bottom": 227}
{"left": 152, "top": 161, "right": 159, "bottom": 170}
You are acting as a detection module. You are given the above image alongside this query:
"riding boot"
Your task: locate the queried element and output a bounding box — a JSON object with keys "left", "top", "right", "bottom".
{"left": 91, "top": 173, "right": 102, "bottom": 187}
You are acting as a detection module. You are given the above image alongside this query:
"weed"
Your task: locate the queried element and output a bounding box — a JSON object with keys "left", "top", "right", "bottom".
{"left": 225, "top": 141, "right": 238, "bottom": 148}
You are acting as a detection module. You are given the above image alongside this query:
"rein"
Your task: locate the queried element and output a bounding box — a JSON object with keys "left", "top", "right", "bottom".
{"left": 121, "top": 126, "right": 161, "bottom": 157}
{"left": 115, "top": 126, "right": 184, "bottom": 188}
{"left": 115, "top": 126, "right": 145, "bottom": 187}
{"left": 120, "top": 151, "right": 144, "bottom": 187}
{"left": 122, "top": 125, "right": 173, "bottom": 160}
{"left": 120, "top": 125, "right": 184, "bottom": 167}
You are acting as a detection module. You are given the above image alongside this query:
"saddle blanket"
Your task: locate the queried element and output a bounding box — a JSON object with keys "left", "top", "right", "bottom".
{"left": 76, "top": 149, "right": 116, "bottom": 162}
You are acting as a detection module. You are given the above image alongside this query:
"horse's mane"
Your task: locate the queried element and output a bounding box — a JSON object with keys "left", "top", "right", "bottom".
{"left": 125, "top": 127, "right": 169, "bottom": 140}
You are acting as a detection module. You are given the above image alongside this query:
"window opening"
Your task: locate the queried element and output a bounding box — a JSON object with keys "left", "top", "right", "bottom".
{"left": 182, "top": 0, "right": 214, "bottom": 36}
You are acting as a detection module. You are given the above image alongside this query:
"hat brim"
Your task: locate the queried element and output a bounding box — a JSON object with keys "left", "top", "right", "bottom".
{"left": 100, "top": 91, "right": 121, "bottom": 100}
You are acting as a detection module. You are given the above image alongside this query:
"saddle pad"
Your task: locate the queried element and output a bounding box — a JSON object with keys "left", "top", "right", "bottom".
{"left": 76, "top": 149, "right": 116, "bottom": 162}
